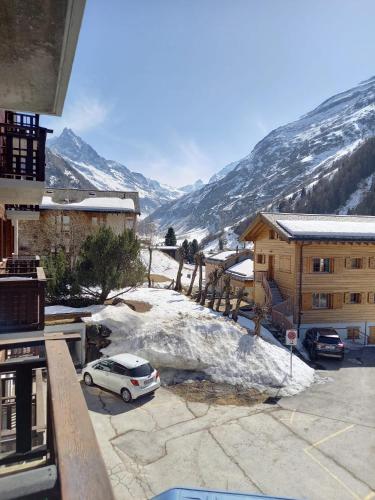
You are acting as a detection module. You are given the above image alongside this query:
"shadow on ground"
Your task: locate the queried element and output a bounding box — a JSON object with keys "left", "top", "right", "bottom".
{"left": 81, "top": 381, "right": 155, "bottom": 416}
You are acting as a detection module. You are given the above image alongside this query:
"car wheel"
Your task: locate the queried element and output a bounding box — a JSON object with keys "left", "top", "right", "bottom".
{"left": 83, "top": 373, "right": 93, "bottom": 386}
{"left": 121, "top": 388, "right": 133, "bottom": 403}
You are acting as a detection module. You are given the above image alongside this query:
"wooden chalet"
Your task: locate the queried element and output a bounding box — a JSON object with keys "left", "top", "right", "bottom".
{"left": 241, "top": 212, "right": 375, "bottom": 344}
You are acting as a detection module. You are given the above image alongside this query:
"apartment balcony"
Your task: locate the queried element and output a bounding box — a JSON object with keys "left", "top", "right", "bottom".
{"left": 0, "top": 339, "right": 113, "bottom": 499}
{"left": 0, "top": 256, "right": 45, "bottom": 333}
{"left": 0, "top": 111, "right": 51, "bottom": 205}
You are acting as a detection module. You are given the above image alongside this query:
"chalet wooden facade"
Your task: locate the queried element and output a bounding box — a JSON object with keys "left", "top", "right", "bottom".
{"left": 241, "top": 212, "right": 375, "bottom": 344}
{"left": 18, "top": 188, "right": 140, "bottom": 257}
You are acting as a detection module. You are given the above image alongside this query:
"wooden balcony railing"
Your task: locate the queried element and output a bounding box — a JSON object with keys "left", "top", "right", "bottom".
{"left": 0, "top": 337, "right": 114, "bottom": 499}
{"left": 0, "top": 111, "right": 51, "bottom": 182}
{"left": 272, "top": 297, "right": 294, "bottom": 332}
{"left": 0, "top": 257, "right": 45, "bottom": 332}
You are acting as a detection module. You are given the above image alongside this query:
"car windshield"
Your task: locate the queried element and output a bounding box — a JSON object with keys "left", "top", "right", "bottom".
{"left": 318, "top": 335, "right": 341, "bottom": 344}
{"left": 129, "top": 363, "right": 154, "bottom": 378}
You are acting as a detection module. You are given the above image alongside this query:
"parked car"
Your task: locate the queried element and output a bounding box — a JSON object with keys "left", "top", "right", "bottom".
{"left": 83, "top": 353, "right": 161, "bottom": 402}
{"left": 303, "top": 328, "right": 345, "bottom": 361}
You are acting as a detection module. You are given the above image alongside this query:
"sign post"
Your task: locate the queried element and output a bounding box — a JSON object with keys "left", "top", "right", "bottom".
{"left": 285, "top": 329, "right": 298, "bottom": 378}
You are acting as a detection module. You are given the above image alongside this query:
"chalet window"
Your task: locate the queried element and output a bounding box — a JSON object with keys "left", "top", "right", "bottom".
{"left": 349, "top": 293, "right": 361, "bottom": 304}
{"left": 312, "top": 258, "right": 332, "bottom": 273}
{"left": 347, "top": 327, "right": 360, "bottom": 339}
{"left": 92, "top": 217, "right": 98, "bottom": 225}
{"left": 368, "top": 292, "right": 375, "bottom": 304}
{"left": 257, "top": 254, "right": 266, "bottom": 264}
{"left": 62, "top": 215, "right": 70, "bottom": 225}
{"left": 312, "top": 292, "right": 332, "bottom": 309}
{"left": 350, "top": 258, "right": 363, "bottom": 269}
{"left": 279, "top": 255, "right": 291, "bottom": 273}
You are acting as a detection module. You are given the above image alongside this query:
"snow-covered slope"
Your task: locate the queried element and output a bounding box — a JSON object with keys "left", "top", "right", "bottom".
{"left": 47, "top": 288, "right": 315, "bottom": 396}
{"left": 149, "top": 76, "right": 375, "bottom": 236}
{"left": 140, "top": 249, "right": 199, "bottom": 286}
{"left": 179, "top": 179, "right": 205, "bottom": 194}
{"left": 47, "top": 129, "right": 185, "bottom": 216}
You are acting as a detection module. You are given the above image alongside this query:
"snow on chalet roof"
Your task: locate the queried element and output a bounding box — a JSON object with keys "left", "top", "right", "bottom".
{"left": 277, "top": 219, "right": 375, "bottom": 241}
{"left": 206, "top": 250, "right": 238, "bottom": 262}
{"left": 226, "top": 258, "right": 254, "bottom": 280}
{"left": 41, "top": 196, "right": 135, "bottom": 213}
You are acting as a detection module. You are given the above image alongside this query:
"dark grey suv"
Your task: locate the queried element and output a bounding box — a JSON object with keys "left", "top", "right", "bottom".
{"left": 303, "top": 328, "right": 345, "bottom": 361}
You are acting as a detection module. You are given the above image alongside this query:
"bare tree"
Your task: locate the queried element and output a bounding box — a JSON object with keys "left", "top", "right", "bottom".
{"left": 174, "top": 248, "right": 184, "bottom": 292}
{"left": 195, "top": 252, "right": 204, "bottom": 302}
{"left": 200, "top": 270, "right": 216, "bottom": 306}
{"left": 208, "top": 266, "right": 225, "bottom": 309}
{"left": 232, "top": 287, "right": 245, "bottom": 322}
{"left": 252, "top": 302, "right": 271, "bottom": 336}
{"left": 222, "top": 275, "right": 232, "bottom": 316}
{"left": 187, "top": 252, "right": 199, "bottom": 296}
{"left": 147, "top": 246, "right": 153, "bottom": 288}
{"left": 215, "top": 272, "right": 229, "bottom": 311}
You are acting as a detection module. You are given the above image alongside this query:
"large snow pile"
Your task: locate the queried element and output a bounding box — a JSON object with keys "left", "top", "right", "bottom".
{"left": 50, "top": 288, "right": 315, "bottom": 396}
{"left": 140, "top": 249, "right": 200, "bottom": 286}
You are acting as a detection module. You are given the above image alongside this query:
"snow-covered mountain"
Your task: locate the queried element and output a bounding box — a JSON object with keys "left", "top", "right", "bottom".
{"left": 46, "top": 129, "right": 185, "bottom": 215}
{"left": 179, "top": 179, "right": 205, "bottom": 193}
{"left": 148, "top": 76, "right": 375, "bottom": 236}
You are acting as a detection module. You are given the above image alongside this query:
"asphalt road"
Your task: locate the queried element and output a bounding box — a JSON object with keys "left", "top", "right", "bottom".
{"left": 84, "top": 346, "right": 375, "bottom": 500}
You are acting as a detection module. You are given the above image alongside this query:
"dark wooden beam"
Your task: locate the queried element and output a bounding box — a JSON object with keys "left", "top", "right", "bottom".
{"left": 15, "top": 364, "right": 33, "bottom": 453}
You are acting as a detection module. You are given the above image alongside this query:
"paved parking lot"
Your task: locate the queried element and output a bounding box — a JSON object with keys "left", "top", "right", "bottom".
{"left": 83, "top": 347, "right": 375, "bottom": 500}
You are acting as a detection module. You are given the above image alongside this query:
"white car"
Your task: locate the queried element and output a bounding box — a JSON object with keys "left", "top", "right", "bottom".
{"left": 83, "top": 353, "right": 161, "bottom": 402}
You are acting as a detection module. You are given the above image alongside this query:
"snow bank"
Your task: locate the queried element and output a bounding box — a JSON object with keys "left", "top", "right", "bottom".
{"left": 58, "top": 288, "right": 315, "bottom": 397}
{"left": 140, "top": 249, "right": 201, "bottom": 286}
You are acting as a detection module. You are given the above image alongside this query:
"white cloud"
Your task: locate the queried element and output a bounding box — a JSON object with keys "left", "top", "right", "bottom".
{"left": 127, "top": 138, "right": 216, "bottom": 187}
{"left": 46, "top": 94, "right": 111, "bottom": 135}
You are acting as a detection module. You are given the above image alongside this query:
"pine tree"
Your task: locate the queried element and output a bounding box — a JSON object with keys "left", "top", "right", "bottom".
{"left": 76, "top": 226, "right": 145, "bottom": 303}
{"left": 182, "top": 239, "right": 189, "bottom": 260}
{"left": 189, "top": 239, "right": 199, "bottom": 263}
{"left": 164, "top": 227, "right": 177, "bottom": 246}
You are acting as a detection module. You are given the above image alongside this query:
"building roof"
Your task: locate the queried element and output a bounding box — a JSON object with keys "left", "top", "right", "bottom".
{"left": 41, "top": 188, "right": 140, "bottom": 214}
{"left": 41, "top": 196, "right": 135, "bottom": 213}
{"left": 226, "top": 258, "right": 254, "bottom": 280}
{"left": 242, "top": 212, "right": 375, "bottom": 242}
{"left": 205, "top": 250, "right": 238, "bottom": 263}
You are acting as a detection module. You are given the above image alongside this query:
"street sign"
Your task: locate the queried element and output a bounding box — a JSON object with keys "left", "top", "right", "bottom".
{"left": 285, "top": 329, "right": 298, "bottom": 346}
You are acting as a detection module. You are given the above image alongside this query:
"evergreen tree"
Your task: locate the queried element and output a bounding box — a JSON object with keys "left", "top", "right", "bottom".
{"left": 182, "top": 239, "right": 189, "bottom": 260}
{"left": 187, "top": 239, "right": 199, "bottom": 263}
{"left": 164, "top": 227, "right": 177, "bottom": 246}
{"left": 76, "top": 226, "right": 145, "bottom": 303}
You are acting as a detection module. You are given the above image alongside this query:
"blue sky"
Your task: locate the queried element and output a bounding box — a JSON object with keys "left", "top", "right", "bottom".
{"left": 44, "top": 0, "right": 375, "bottom": 187}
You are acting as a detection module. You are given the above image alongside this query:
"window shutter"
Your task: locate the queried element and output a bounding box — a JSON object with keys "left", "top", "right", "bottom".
{"left": 333, "top": 257, "right": 343, "bottom": 273}
{"left": 303, "top": 257, "right": 311, "bottom": 274}
{"left": 344, "top": 292, "right": 350, "bottom": 304}
{"left": 330, "top": 258, "right": 335, "bottom": 273}
{"left": 362, "top": 257, "right": 368, "bottom": 269}
{"left": 368, "top": 292, "right": 375, "bottom": 304}
{"left": 361, "top": 292, "right": 366, "bottom": 304}
{"left": 345, "top": 257, "right": 351, "bottom": 269}
{"left": 369, "top": 257, "right": 375, "bottom": 269}
{"left": 332, "top": 293, "right": 343, "bottom": 309}
{"left": 302, "top": 293, "right": 312, "bottom": 310}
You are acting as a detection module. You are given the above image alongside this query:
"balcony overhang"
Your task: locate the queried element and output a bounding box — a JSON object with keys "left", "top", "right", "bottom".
{"left": 0, "top": 0, "right": 85, "bottom": 116}
{"left": 0, "top": 178, "right": 44, "bottom": 205}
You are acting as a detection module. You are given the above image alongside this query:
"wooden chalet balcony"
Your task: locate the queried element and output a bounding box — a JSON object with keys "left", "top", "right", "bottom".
{"left": 0, "top": 111, "right": 51, "bottom": 205}
{"left": 0, "top": 339, "right": 114, "bottom": 500}
{"left": 0, "top": 256, "right": 45, "bottom": 333}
